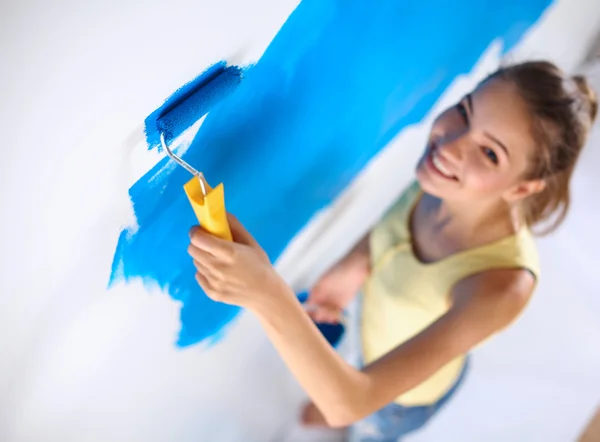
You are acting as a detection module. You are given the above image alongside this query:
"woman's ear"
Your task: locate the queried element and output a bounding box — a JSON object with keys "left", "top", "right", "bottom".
{"left": 504, "top": 179, "right": 546, "bottom": 203}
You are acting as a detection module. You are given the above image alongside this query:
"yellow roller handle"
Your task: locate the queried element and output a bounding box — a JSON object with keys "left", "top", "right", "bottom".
{"left": 183, "top": 175, "right": 233, "bottom": 241}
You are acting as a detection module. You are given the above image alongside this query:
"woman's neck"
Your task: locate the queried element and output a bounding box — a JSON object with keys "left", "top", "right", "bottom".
{"left": 424, "top": 193, "right": 522, "bottom": 245}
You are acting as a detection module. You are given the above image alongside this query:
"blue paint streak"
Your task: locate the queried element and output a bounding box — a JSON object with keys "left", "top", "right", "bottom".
{"left": 110, "top": 64, "right": 244, "bottom": 346}
{"left": 111, "top": 0, "right": 552, "bottom": 347}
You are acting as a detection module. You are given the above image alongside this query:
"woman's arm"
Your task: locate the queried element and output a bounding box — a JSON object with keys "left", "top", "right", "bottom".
{"left": 252, "top": 268, "right": 534, "bottom": 427}
{"left": 188, "top": 217, "right": 535, "bottom": 427}
{"left": 305, "top": 234, "right": 371, "bottom": 324}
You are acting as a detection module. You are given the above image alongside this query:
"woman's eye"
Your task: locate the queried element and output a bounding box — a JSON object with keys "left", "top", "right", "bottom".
{"left": 482, "top": 146, "right": 498, "bottom": 164}
{"left": 456, "top": 102, "right": 468, "bottom": 125}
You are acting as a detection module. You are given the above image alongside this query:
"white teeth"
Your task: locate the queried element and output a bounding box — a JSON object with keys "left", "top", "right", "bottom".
{"left": 432, "top": 152, "right": 454, "bottom": 178}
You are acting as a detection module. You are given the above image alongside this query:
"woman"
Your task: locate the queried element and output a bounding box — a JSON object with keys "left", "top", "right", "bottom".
{"left": 187, "top": 61, "right": 597, "bottom": 441}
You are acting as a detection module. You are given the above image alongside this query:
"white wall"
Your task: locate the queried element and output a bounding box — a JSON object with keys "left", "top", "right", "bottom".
{"left": 0, "top": 1, "right": 301, "bottom": 440}
{"left": 1, "top": 1, "right": 599, "bottom": 441}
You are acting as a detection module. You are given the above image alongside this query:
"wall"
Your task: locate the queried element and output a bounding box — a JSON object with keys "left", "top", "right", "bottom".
{"left": 1, "top": 0, "right": 599, "bottom": 441}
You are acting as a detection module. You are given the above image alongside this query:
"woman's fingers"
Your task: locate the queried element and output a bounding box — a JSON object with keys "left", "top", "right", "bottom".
{"left": 193, "top": 258, "right": 214, "bottom": 276}
{"left": 195, "top": 267, "right": 231, "bottom": 303}
{"left": 189, "top": 244, "right": 230, "bottom": 288}
{"left": 189, "top": 226, "right": 233, "bottom": 259}
{"left": 194, "top": 271, "right": 212, "bottom": 296}
{"left": 306, "top": 304, "right": 342, "bottom": 324}
{"left": 188, "top": 243, "right": 218, "bottom": 267}
{"left": 305, "top": 286, "right": 342, "bottom": 323}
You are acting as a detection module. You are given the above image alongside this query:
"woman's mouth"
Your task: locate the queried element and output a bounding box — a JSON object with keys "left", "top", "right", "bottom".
{"left": 426, "top": 145, "right": 458, "bottom": 181}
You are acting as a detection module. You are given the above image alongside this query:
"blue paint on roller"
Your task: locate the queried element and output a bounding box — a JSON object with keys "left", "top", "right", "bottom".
{"left": 111, "top": 0, "right": 552, "bottom": 347}
{"left": 144, "top": 62, "right": 243, "bottom": 149}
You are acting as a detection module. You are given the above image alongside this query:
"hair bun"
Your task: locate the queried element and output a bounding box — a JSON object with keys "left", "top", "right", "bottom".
{"left": 572, "top": 75, "right": 598, "bottom": 123}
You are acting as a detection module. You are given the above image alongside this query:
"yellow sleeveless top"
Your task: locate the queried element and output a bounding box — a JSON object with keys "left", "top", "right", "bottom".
{"left": 361, "top": 181, "right": 540, "bottom": 406}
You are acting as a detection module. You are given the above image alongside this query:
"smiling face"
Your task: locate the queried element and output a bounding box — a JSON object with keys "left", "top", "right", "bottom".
{"left": 416, "top": 78, "right": 545, "bottom": 207}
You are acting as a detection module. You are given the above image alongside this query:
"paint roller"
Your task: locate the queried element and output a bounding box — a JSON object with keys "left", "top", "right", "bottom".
{"left": 160, "top": 133, "right": 232, "bottom": 241}
{"left": 156, "top": 66, "right": 240, "bottom": 241}
{"left": 157, "top": 65, "right": 346, "bottom": 346}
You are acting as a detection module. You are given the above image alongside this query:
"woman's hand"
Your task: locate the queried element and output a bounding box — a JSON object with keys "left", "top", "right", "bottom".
{"left": 306, "top": 235, "right": 371, "bottom": 324}
{"left": 187, "top": 214, "right": 292, "bottom": 310}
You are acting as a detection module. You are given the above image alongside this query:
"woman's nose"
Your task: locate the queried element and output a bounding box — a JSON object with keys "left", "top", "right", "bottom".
{"left": 436, "top": 132, "right": 466, "bottom": 164}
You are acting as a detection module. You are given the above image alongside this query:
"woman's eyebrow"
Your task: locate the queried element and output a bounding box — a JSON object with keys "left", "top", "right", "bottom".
{"left": 468, "top": 93, "right": 510, "bottom": 157}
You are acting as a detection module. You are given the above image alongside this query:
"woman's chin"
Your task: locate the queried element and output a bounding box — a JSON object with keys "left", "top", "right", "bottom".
{"left": 416, "top": 167, "right": 444, "bottom": 196}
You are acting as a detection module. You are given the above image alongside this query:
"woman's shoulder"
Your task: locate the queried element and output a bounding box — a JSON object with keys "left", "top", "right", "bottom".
{"left": 454, "top": 226, "right": 541, "bottom": 283}
{"left": 512, "top": 226, "right": 541, "bottom": 279}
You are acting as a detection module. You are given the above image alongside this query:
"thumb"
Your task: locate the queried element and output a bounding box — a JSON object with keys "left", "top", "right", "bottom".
{"left": 227, "top": 213, "right": 262, "bottom": 250}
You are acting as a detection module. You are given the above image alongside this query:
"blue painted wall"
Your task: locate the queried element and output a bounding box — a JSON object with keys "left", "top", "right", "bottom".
{"left": 111, "top": 0, "right": 551, "bottom": 347}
